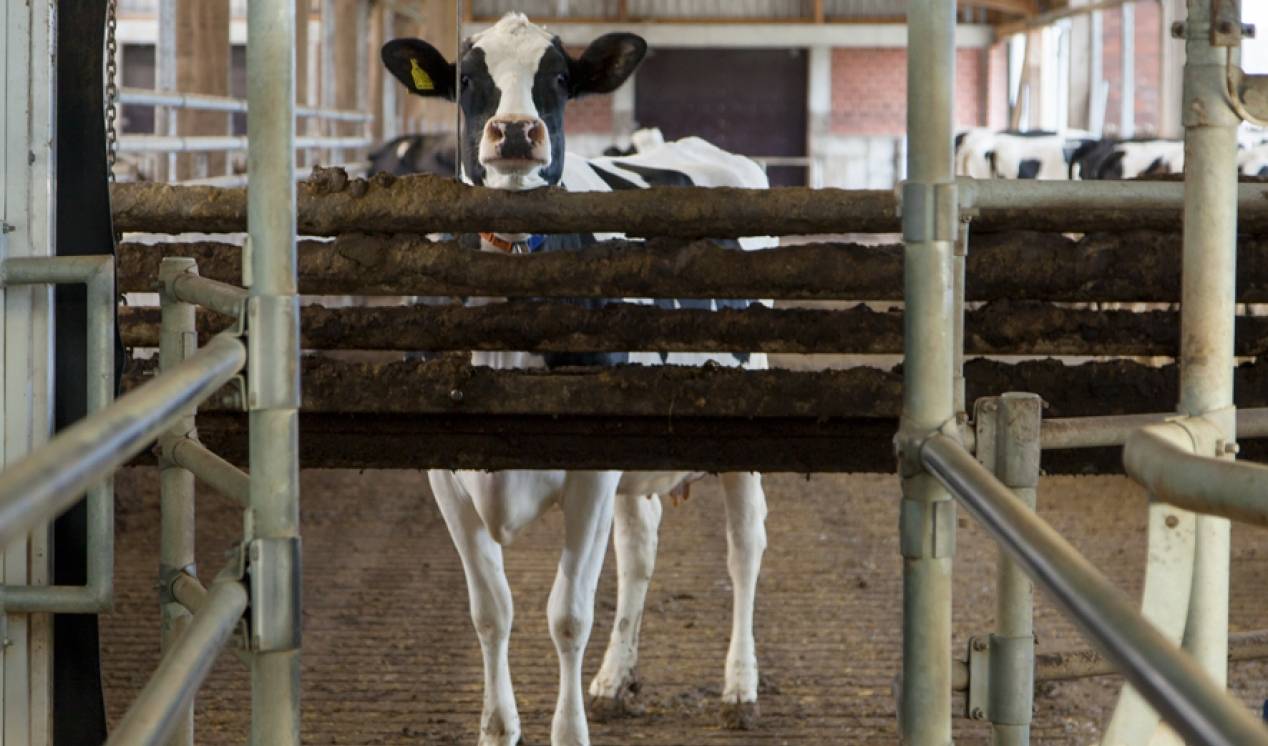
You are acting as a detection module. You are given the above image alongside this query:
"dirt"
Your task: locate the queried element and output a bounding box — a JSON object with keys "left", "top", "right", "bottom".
{"left": 100, "top": 469, "right": 1268, "bottom": 744}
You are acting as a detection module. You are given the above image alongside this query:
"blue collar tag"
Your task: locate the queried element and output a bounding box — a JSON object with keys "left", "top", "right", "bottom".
{"left": 523, "top": 234, "right": 547, "bottom": 253}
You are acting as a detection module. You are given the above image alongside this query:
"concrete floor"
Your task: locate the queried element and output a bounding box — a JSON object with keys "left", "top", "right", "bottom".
{"left": 102, "top": 468, "right": 1268, "bottom": 744}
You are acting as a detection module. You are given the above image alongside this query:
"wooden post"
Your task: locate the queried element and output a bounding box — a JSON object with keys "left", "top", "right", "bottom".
{"left": 813, "top": 0, "right": 825, "bottom": 23}
{"left": 334, "top": 0, "right": 360, "bottom": 156}
{"left": 175, "top": 0, "right": 231, "bottom": 180}
{"left": 369, "top": 3, "right": 386, "bottom": 143}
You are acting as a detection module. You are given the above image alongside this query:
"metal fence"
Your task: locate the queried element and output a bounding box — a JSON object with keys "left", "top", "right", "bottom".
{"left": 6, "top": 0, "right": 1268, "bottom": 743}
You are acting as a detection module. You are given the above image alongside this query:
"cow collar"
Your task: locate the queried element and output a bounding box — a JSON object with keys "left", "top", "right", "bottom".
{"left": 480, "top": 232, "right": 547, "bottom": 254}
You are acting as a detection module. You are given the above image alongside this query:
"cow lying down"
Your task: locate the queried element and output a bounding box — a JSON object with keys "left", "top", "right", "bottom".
{"left": 383, "top": 13, "right": 771, "bottom": 746}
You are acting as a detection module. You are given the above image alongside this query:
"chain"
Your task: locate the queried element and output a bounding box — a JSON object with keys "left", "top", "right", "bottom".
{"left": 105, "top": 0, "right": 120, "bottom": 181}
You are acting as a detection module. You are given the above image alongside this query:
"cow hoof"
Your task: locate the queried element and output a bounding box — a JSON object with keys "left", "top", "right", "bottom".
{"left": 719, "top": 700, "right": 760, "bottom": 730}
{"left": 588, "top": 675, "right": 644, "bottom": 721}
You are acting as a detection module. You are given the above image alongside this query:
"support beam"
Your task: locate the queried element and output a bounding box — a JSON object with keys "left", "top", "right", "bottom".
{"left": 175, "top": 0, "right": 232, "bottom": 180}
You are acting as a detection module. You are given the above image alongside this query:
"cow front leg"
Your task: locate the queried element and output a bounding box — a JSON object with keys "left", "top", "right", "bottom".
{"left": 719, "top": 471, "right": 768, "bottom": 730}
{"left": 588, "top": 492, "right": 663, "bottom": 720}
{"left": 429, "top": 471, "right": 523, "bottom": 746}
{"left": 548, "top": 471, "right": 619, "bottom": 746}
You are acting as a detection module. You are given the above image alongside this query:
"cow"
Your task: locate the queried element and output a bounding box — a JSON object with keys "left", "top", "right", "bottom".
{"left": 954, "top": 128, "right": 1095, "bottom": 180}
{"left": 368, "top": 132, "right": 460, "bottom": 177}
{"left": 1068, "top": 138, "right": 1184, "bottom": 180}
{"left": 382, "top": 13, "right": 771, "bottom": 746}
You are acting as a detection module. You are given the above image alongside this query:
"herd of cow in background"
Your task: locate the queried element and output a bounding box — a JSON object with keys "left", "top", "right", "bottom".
{"left": 367, "top": 124, "right": 1268, "bottom": 182}
{"left": 956, "top": 124, "right": 1268, "bottom": 181}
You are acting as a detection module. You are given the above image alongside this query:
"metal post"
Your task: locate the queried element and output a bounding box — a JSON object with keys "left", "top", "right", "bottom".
{"left": 898, "top": 1, "right": 958, "bottom": 743}
{"left": 976, "top": 394, "right": 1041, "bottom": 746}
{"left": 1178, "top": 0, "right": 1239, "bottom": 687}
{"left": 246, "top": 0, "right": 302, "bottom": 741}
{"left": 920, "top": 434, "right": 1268, "bottom": 746}
{"left": 158, "top": 258, "right": 198, "bottom": 746}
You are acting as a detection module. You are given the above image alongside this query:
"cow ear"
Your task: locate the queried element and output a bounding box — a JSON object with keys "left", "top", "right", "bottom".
{"left": 569, "top": 33, "right": 646, "bottom": 97}
{"left": 382, "top": 38, "right": 456, "bottom": 100}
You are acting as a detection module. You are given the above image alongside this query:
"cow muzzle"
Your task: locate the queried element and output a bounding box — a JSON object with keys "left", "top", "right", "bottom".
{"left": 479, "top": 116, "right": 550, "bottom": 173}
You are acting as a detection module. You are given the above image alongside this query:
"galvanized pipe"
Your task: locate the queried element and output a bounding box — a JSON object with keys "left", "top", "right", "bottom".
{"left": 105, "top": 579, "right": 248, "bottom": 746}
{"left": 170, "top": 572, "right": 209, "bottom": 615}
{"left": 1040, "top": 407, "right": 1268, "bottom": 450}
{"left": 168, "top": 438, "right": 250, "bottom": 507}
{"left": 0, "top": 256, "right": 115, "bottom": 613}
{"left": 168, "top": 271, "right": 248, "bottom": 325}
{"left": 118, "top": 134, "right": 371, "bottom": 154}
{"left": 118, "top": 87, "right": 373, "bottom": 121}
{"left": 957, "top": 178, "right": 1268, "bottom": 217}
{"left": 0, "top": 335, "right": 245, "bottom": 550}
{"left": 1125, "top": 421, "right": 1268, "bottom": 528}
{"left": 1173, "top": 0, "right": 1242, "bottom": 699}
{"left": 981, "top": 394, "right": 1041, "bottom": 746}
{"left": 920, "top": 434, "right": 1268, "bottom": 746}
{"left": 898, "top": 1, "right": 958, "bottom": 743}
{"left": 158, "top": 258, "right": 199, "bottom": 746}
{"left": 246, "top": 0, "right": 303, "bottom": 741}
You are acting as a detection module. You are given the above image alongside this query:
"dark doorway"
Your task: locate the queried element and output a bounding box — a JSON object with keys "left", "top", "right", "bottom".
{"left": 633, "top": 48, "right": 808, "bottom": 186}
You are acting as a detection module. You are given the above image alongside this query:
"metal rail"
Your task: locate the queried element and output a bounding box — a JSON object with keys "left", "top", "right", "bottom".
{"left": 920, "top": 434, "right": 1268, "bottom": 746}
{"left": 118, "top": 87, "right": 372, "bottom": 122}
{"left": 1041, "top": 407, "right": 1268, "bottom": 450}
{"left": 1126, "top": 420, "right": 1268, "bottom": 528}
{"left": 105, "top": 578, "right": 248, "bottom": 746}
{"left": 0, "top": 256, "right": 115, "bottom": 613}
{"left": 118, "top": 134, "right": 372, "bottom": 154}
{"left": 0, "top": 335, "right": 245, "bottom": 550}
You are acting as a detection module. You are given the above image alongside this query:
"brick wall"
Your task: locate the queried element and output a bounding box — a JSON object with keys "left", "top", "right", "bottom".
{"left": 829, "top": 47, "right": 988, "bottom": 135}
{"left": 1103, "top": 5, "right": 1162, "bottom": 136}
{"left": 986, "top": 41, "right": 1010, "bottom": 130}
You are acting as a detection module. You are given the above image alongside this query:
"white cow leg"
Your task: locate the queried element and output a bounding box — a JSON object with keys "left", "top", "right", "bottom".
{"left": 719, "top": 471, "right": 768, "bottom": 730}
{"left": 429, "top": 471, "right": 522, "bottom": 746}
{"left": 588, "top": 492, "right": 663, "bottom": 719}
{"left": 548, "top": 471, "right": 619, "bottom": 746}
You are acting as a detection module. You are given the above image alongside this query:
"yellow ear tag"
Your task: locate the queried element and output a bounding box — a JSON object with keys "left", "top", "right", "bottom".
{"left": 410, "top": 58, "right": 435, "bottom": 91}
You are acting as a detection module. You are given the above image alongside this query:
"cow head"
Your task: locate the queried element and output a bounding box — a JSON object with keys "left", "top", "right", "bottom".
{"left": 382, "top": 13, "right": 646, "bottom": 190}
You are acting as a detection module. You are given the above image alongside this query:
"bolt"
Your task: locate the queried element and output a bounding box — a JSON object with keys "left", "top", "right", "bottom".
{"left": 449, "top": 388, "right": 464, "bottom": 403}
{"left": 970, "top": 707, "right": 986, "bottom": 721}
{"left": 972, "top": 637, "right": 988, "bottom": 652}
{"left": 1171, "top": 20, "right": 1186, "bottom": 38}
{"left": 1224, "top": 441, "right": 1241, "bottom": 456}
{"left": 1244, "top": 23, "right": 1257, "bottom": 39}
{"left": 1165, "top": 514, "right": 1180, "bottom": 529}
{"left": 1218, "top": 20, "right": 1236, "bottom": 36}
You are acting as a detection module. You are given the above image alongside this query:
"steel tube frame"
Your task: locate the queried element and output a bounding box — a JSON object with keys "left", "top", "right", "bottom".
{"left": 246, "top": 0, "right": 303, "bottom": 741}
{"left": 1125, "top": 421, "right": 1268, "bottom": 528}
{"left": 1173, "top": 0, "right": 1241, "bottom": 693}
{"left": 0, "top": 256, "right": 114, "bottom": 613}
{"left": 118, "top": 134, "right": 371, "bottom": 154}
{"left": 1040, "top": 407, "right": 1268, "bottom": 450}
{"left": 118, "top": 87, "right": 373, "bottom": 121}
{"left": 0, "top": 334, "right": 245, "bottom": 550}
{"left": 167, "top": 437, "right": 250, "bottom": 507}
{"left": 898, "top": 1, "right": 958, "bottom": 743}
{"left": 977, "top": 394, "right": 1041, "bottom": 745}
{"left": 957, "top": 178, "right": 1268, "bottom": 215}
{"left": 158, "top": 257, "right": 199, "bottom": 746}
{"left": 920, "top": 434, "right": 1268, "bottom": 746}
{"left": 105, "top": 579, "right": 248, "bottom": 746}
{"left": 167, "top": 270, "right": 248, "bottom": 327}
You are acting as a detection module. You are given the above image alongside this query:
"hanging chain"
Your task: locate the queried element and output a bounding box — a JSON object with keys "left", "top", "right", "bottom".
{"left": 105, "top": 0, "right": 120, "bottom": 181}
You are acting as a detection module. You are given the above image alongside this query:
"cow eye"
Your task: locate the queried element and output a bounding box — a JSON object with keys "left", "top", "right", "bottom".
{"left": 460, "top": 74, "right": 471, "bottom": 90}
{"left": 556, "top": 73, "right": 569, "bottom": 88}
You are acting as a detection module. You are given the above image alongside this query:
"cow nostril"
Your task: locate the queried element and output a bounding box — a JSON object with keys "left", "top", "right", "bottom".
{"left": 488, "top": 124, "right": 505, "bottom": 143}
{"left": 526, "top": 123, "right": 543, "bottom": 143}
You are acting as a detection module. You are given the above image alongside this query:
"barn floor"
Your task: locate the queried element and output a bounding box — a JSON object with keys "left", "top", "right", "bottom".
{"left": 102, "top": 469, "right": 1268, "bottom": 744}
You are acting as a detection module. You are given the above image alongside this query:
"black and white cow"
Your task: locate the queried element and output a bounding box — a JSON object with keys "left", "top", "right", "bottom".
{"left": 1067, "top": 138, "right": 1184, "bottom": 180}
{"left": 383, "top": 13, "right": 771, "bottom": 746}
{"left": 368, "top": 132, "right": 459, "bottom": 177}
{"left": 955, "top": 128, "right": 1096, "bottom": 179}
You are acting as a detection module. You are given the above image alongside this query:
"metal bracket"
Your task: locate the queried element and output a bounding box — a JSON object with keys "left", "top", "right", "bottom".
{"left": 247, "top": 536, "right": 302, "bottom": 653}
{"left": 900, "top": 181, "right": 959, "bottom": 244}
{"left": 899, "top": 497, "right": 957, "bottom": 559}
{"left": 1210, "top": 0, "right": 1246, "bottom": 46}
{"left": 967, "top": 636, "right": 991, "bottom": 721}
{"left": 954, "top": 217, "right": 972, "bottom": 258}
{"left": 247, "top": 295, "right": 301, "bottom": 410}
